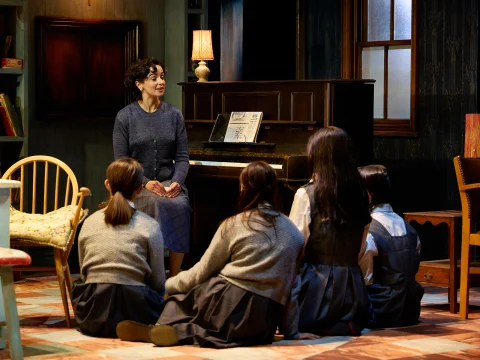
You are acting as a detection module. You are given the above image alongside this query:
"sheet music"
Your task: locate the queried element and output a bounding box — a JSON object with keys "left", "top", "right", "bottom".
{"left": 223, "top": 112, "right": 263, "bottom": 143}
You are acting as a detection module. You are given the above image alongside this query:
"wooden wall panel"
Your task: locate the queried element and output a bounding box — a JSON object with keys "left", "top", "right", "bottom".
{"left": 222, "top": 92, "right": 280, "bottom": 120}
{"left": 42, "top": 28, "right": 83, "bottom": 114}
{"left": 85, "top": 28, "right": 127, "bottom": 116}
{"left": 193, "top": 93, "right": 214, "bottom": 120}
{"left": 291, "top": 92, "right": 314, "bottom": 122}
{"left": 36, "top": 18, "right": 140, "bottom": 120}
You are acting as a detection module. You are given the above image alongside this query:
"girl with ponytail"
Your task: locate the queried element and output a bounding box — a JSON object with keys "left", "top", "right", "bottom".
{"left": 72, "top": 158, "right": 166, "bottom": 338}
{"left": 116, "top": 161, "right": 306, "bottom": 348}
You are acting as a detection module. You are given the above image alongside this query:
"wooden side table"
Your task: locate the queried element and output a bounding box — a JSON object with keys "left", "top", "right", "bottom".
{"left": 403, "top": 210, "right": 462, "bottom": 314}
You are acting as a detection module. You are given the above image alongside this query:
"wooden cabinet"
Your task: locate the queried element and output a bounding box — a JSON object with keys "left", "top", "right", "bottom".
{"left": 0, "top": 0, "right": 27, "bottom": 174}
{"left": 36, "top": 18, "right": 140, "bottom": 120}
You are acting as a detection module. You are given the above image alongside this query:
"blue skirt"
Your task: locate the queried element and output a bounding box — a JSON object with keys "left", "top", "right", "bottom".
{"left": 134, "top": 180, "right": 192, "bottom": 253}
{"left": 296, "top": 263, "right": 369, "bottom": 336}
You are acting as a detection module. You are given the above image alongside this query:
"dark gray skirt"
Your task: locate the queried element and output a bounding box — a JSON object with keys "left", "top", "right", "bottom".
{"left": 71, "top": 281, "right": 164, "bottom": 338}
{"left": 368, "top": 280, "right": 424, "bottom": 328}
{"left": 157, "top": 276, "right": 283, "bottom": 348}
{"left": 134, "top": 181, "right": 192, "bottom": 253}
{"left": 297, "top": 264, "right": 369, "bottom": 336}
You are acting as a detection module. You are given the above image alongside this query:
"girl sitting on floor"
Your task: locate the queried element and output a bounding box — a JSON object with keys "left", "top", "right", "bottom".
{"left": 71, "top": 158, "right": 166, "bottom": 337}
{"left": 358, "top": 164, "right": 423, "bottom": 328}
{"left": 284, "top": 126, "right": 372, "bottom": 338}
{"left": 116, "top": 161, "right": 306, "bottom": 348}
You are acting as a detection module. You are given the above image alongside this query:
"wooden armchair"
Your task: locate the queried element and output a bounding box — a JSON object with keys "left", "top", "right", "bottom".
{"left": 1, "top": 156, "right": 91, "bottom": 327}
{"left": 453, "top": 156, "right": 480, "bottom": 319}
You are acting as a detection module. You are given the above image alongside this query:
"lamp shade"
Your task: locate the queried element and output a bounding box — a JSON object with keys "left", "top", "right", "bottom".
{"left": 191, "top": 30, "right": 214, "bottom": 61}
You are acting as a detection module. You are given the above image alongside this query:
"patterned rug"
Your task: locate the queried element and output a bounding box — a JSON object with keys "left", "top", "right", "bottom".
{"left": 0, "top": 276, "right": 479, "bottom": 359}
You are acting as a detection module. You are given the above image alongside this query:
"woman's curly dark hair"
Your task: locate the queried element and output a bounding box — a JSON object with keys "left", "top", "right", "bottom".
{"left": 124, "top": 57, "right": 166, "bottom": 100}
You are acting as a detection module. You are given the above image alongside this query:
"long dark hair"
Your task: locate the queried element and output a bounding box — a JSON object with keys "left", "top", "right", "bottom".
{"left": 103, "top": 158, "right": 144, "bottom": 226}
{"left": 222, "top": 161, "right": 281, "bottom": 239}
{"left": 124, "top": 57, "right": 166, "bottom": 100}
{"left": 307, "top": 126, "right": 370, "bottom": 226}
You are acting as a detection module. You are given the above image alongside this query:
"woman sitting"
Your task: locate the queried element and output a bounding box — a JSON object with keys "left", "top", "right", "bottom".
{"left": 116, "top": 161, "right": 305, "bottom": 348}
{"left": 113, "top": 57, "right": 191, "bottom": 277}
{"left": 71, "top": 158, "right": 166, "bottom": 338}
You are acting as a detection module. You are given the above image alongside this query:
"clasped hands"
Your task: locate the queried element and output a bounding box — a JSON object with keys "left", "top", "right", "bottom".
{"left": 146, "top": 180, "right": 181, "bottom": 198}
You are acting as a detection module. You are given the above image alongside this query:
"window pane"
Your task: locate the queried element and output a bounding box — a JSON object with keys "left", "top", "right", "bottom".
{"left": 362, "top": 47, "right": 384, "bottom": 119}
{"left": 387, "top": 46, "right": 411, "bottom": 119}
{"left": 394, "top": 0, "right": 412, "bottom": 40}
{"left": 368, "top": 0, "right": 390, "bottom": 41}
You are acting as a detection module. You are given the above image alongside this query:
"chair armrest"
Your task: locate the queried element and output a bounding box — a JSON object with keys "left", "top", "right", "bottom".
{"left": 461, "top": 183, "right": 480, "bottom": 191}
{"left": 80, "top": 187, "right": 91, "bottom": 197}
{"left": 71, "top": 187, "right": 91, "bottom": 227}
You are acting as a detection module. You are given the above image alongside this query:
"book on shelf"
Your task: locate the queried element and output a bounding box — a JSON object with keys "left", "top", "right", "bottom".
{"left": 0, "top": 105, "right": 15, "bottom": 136}
{"left": 1, "top": 35, "right": 12, "bottom": 58}
{"left": 0, "top": 93, "right": 23, "bottom": 136}
{"left": 1, "top": 57, "right": 23, "bottom": 68}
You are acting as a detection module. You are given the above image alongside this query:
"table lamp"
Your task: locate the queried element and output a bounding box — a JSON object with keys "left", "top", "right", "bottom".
{"left": 191, "top": 30, "right": 214, "bottom": 82}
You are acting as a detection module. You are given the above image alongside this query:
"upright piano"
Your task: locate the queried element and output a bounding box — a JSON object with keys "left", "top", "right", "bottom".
{"left": 180, "top": 79, "right": 374, "bottom": 264}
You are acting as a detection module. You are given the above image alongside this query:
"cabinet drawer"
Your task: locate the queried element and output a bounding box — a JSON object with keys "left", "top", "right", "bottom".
{"left": 416, "top": 263, "right": 450, "bottom": 286}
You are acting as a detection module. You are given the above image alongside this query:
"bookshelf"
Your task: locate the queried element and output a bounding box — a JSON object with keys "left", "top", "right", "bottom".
{"left": 0, "top": 67, "right": 22, "bottom": 75}
{"left": 0, "top": 0, "right": 27, "bottom": 174}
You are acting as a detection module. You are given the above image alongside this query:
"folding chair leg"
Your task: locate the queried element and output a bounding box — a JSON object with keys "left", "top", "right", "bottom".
{"left": 1, "top": 267, "right": 24, "bottom": 360}
{"left": 54, "top": 250, "right": 71, "bottom": 327}
{"left": 459, "top": 241, "right": 471, "bottom": 320}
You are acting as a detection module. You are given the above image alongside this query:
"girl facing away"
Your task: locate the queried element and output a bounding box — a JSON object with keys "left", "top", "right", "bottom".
{"left": 358, "top": 164, "right": 423, "bottom": 328}
{"left": 116, "top": 161, "right": 305, "bottom": 348}
{"left": 71, "top": 158, "right": 166, "bottom": 338}
{"left": 284, "top": 126, "right": 372, "bottom": 338}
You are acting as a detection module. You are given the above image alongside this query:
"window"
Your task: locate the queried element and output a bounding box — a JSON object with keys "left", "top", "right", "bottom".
{"left": 342, "top": 0, "right": 417, "bottom": 136}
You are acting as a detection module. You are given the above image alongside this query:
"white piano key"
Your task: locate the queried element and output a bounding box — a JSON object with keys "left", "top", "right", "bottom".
{"left": 189, "top": 160, "right": 282, "bottom": 170}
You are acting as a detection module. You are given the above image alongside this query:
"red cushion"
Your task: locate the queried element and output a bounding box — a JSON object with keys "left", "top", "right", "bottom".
{"left": 0, "top": 248, "right": 32, "bottom": 266}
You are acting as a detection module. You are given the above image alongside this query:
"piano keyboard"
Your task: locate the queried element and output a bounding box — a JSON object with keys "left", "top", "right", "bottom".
{"left": 189, "top": 160, "right": 282, "bottom": 170}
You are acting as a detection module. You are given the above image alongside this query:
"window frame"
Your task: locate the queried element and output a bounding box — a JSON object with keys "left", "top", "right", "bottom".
{"left": 341, "top": 0, "right": 417, "bottom": 137}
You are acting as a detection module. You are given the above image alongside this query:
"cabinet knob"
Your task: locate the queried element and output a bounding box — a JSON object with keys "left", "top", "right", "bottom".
{"left": 424, "top": 272, "right": 433, "bottom": 281}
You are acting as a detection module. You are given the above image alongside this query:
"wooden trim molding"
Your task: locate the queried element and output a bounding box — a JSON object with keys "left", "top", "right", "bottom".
{"left": 341, "top": 0, "right": 355, "bottom": 79}
{"left": 409, "top": 0, "right": 418, "bottom": 135}
{"left": 296, "top": 0, "right": 306, "bottom": 80}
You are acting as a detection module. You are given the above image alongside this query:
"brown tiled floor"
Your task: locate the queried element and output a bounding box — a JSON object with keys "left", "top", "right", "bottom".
{"left": 0, "top": 276, "right": 479, "bottom": 359}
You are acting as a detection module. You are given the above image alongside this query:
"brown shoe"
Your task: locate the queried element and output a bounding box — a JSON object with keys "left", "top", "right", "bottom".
{"left": 116, "top": 320, "right": 153, "bottom": 342}
{"left": 149, "top": 324, "right": 179, "bottom": 346}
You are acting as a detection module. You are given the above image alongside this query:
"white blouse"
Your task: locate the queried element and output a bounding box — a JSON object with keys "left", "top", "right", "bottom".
{"left": 289, "top": 189, "right": 420, "bottom": 285}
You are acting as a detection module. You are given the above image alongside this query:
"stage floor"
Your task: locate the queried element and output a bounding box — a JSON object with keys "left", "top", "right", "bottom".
{"left": 1, "top": 276, "right": 480, "bottom": 359}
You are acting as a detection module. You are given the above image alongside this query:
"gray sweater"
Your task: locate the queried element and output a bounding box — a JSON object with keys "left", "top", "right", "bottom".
{"left": 166, "top": 209, "right": 304, "bottom": 305}
{"left": 113, "top": 101, "right": 189, "bottom": 186}
{"left": 78, "top": 209, "right": 166, "bottom": 295}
